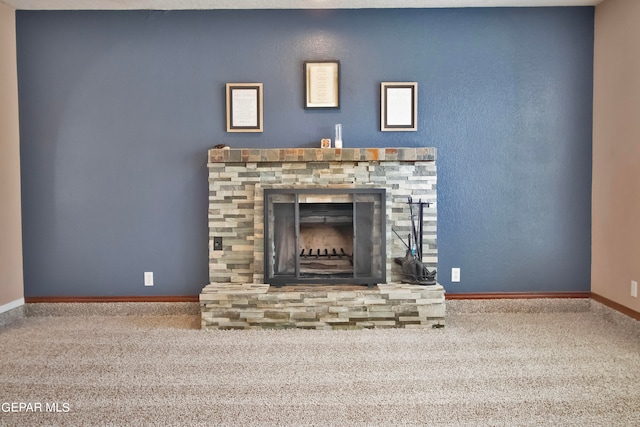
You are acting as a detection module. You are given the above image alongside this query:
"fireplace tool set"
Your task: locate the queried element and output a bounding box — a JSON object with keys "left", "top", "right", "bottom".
{"left": 394, "top": 197, "right": 437, "bottom": 286}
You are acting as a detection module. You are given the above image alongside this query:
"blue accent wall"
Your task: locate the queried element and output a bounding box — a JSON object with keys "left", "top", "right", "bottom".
{"left": 16, "top": 8, "right": 593, "bottom": 297}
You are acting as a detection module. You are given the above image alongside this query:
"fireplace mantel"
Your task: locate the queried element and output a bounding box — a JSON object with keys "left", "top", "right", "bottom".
{"left": 209, "top": 147, "right": 436, "bottom": 163}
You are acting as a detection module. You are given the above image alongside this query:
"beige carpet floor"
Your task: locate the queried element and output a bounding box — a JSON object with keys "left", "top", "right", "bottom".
{"left": 0, "top": 300, "right": 639, "bottom": 426}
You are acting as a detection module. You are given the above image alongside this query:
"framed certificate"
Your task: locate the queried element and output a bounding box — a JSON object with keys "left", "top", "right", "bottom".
{"left": 381, "top": 82, "right": 417, "bottom": 132}
{"left": 304, "top": 61, "right": 340, "bottom": 109}
{"left": 226, "top": 83, "right": 263, "bottom": 132}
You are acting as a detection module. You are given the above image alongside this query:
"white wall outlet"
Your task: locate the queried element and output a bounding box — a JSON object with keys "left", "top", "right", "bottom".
{"left": 451, "top": 268, "right": 461, "bottom": 283}
{"left": 631, "top": 280, "right": 638, "bottom": 298}
{"left": 144, "top": 272, "right": 154, "bottom": 287}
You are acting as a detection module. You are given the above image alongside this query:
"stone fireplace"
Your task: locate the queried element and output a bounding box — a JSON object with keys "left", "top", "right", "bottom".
{"left": 200, "top": 147, "right": 445, "bottom": 329}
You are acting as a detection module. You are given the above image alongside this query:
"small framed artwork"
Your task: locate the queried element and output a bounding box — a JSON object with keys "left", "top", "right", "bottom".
{"left": 380, "top": 82, "right": 418, "bottom": 132}
{"left": 226, "top": 83, "right": 263, "bottom": 132}
{"left": 304, "top": 61, "right": 340, "bottom": 109}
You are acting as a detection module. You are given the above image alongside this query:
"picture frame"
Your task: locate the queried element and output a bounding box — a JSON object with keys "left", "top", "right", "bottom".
{"left": 380, "top": 82, "right": 418, "bottom": 132}
{"left": 226, "top": 83, "right": 263, "bottom": 132}
{"left": 304, "top": 61, "right": 340, "bottom": 109}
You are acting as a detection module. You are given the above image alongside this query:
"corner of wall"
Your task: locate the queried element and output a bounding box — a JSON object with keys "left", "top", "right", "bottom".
{"left": 0, "top": 1, "right": 24, "bottom": 307}
{"left": 592, "top": 0, "right": 640, "bottom": 314}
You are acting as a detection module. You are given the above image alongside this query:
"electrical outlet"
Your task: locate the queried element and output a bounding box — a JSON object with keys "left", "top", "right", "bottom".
{"left": 451, "top": 268, "right": 460, "bottom": 283}
{"left": 213, "top": 237, "right": 223, "bottom": 251}
{"left": 144, "top": 272, "right": 154, "bottom": 287}
{"left": 632, "top": 280, "right": 638, "bottom": 298}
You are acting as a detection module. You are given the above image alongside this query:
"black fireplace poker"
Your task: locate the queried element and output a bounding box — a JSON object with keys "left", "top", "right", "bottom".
{"left": 408, "top": 196, "right": 432, "bottom": 262}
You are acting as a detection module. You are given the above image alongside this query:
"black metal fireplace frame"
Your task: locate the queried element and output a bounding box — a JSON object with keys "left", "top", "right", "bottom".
{"left": 264, "top": 188, "right": 386, "bottom": 287}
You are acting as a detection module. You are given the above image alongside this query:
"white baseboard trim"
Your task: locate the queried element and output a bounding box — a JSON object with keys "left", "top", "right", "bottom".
{"left": 0, "top": 297, "right": 25, "bottom": 315}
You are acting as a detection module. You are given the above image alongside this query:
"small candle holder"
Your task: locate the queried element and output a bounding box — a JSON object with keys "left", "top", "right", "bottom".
{"left": 334, "top": 124, "right": 342, "bottom": 148}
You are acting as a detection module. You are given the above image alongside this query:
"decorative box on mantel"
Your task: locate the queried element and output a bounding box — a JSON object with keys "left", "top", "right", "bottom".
{"left": 201, "top": 147, "right": 444, "bottom": 329}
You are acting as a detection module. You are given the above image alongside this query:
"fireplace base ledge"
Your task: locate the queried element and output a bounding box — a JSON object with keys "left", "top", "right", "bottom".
{"left": 200, "top": 283, "right": 445, "bottom": 330}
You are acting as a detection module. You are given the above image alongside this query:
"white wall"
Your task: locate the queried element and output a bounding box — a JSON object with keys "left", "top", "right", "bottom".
{"left": 0, "top": 1, "right": 24, "bottom": 312}
{"left": 592, "top": 0, "right": 640, "bottom": 313}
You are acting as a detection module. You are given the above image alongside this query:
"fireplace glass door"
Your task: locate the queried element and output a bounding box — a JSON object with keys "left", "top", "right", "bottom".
{"left": 264, "top": 188, "right": 386, "bottom": 286}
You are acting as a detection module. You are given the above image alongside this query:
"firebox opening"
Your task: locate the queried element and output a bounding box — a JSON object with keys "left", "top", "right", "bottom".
{"left": 264, "top": 188, "right": 386, "bottom": 287}
{"left": 299, "top": 203, "right": 354, "bottom": 277}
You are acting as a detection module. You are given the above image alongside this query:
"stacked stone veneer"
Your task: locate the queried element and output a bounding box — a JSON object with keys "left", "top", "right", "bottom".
{"left": 203, "top": 147, "right": 442, "bottom": 329}
{"left": 208, "top": 147, "right": 436, "bottom": 284}
{"left": 200, "top": 283, "right": 445, "bottom": 329}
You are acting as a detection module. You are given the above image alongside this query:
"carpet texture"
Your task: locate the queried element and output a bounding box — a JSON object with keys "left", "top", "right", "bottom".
{"left": 1, "top": 300, "right": 639, "bottom": 426}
